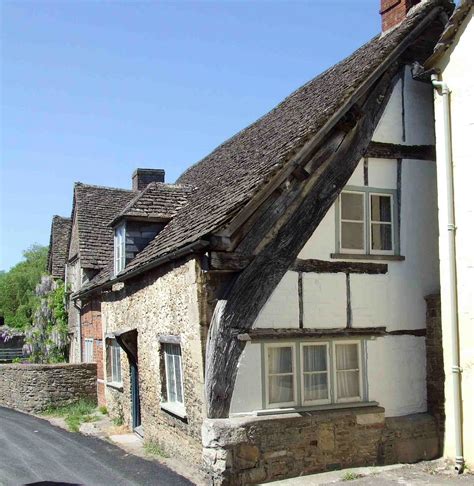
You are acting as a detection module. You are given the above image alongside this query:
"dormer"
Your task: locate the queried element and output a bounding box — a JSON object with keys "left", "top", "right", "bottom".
{"left": 111, "top": 169, "right": 193, "bottom": 276}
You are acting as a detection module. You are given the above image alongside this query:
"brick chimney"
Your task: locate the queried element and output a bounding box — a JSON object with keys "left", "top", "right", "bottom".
{"left": 380, "top": 0, "right": 422, "bottom": 31}
{"left": 132, "top": 168, "right": 165, "bottom": 191}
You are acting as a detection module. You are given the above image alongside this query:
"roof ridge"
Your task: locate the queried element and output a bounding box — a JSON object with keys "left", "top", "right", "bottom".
{"left": 74, "top": 181, "right": 134, "bottom": 192}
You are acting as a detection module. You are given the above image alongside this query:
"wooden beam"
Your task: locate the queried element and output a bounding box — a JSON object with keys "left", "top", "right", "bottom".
{"left": 208, "top": 252, "right": 253, "bottom": 272}
{"left": 291, "top": 258, "right": 388, "bottom": 274}
{"left": 238, "top": 327, "right": 387, "bottom": 341}
{"left": 205, "top": 66, "right": 399, "bottom": 419}
{"left": 365, "top": 142, "right": 435, "bottom": 160}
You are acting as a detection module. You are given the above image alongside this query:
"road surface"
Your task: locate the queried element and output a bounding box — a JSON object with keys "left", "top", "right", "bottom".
{"left": 0, "top": 406, "right": 194, "bottom": 486}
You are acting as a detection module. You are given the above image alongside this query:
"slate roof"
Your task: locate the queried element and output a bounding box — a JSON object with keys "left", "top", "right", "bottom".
{"left": 112, "top": 0, "right": 451, "bottom": 279}
{"left": 47, "top": 216, "right": 72, "bottom": 279}
{"left": 73, "top": 183, "right": 136, "bottom": 269}
{"left": 110, "top": 182, "right": 194, "bottom": 226}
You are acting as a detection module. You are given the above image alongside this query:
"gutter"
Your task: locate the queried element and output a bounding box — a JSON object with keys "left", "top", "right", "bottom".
{"left": 431, "top": 74, "right": 464, "bottom": 473}
{"left": 75, "top": 239, "right": 209, "bottom": 300}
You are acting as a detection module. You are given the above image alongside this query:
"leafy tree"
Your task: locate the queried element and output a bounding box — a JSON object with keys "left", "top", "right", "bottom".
{"left": 0, "top": 244, "right": 48, "bottom": 329}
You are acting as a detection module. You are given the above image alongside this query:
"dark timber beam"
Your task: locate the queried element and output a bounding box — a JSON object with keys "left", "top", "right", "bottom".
{"left": 365, "top": 141, "right": 436, "bottom": 160}
{"left": 291, "top": 258, "right": 388, "bottom": 274}
{"left": 208, "top": 252, "right": 253, "bottom": 272}
{"left": 205, "top": 66, "right": 399, "bottom": 419}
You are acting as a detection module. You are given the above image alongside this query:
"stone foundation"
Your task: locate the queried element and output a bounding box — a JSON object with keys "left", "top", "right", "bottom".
{"left": 202, "top": 407, "right": 439, "bottom": 485}
{"left": 0, "top": 363, "right": 97, "bottom": 413}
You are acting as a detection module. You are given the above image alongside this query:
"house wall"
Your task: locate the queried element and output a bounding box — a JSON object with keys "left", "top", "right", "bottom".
{"left": 432, "top": 11, "right": 474, "bottom": 468}
{"left": 81, "top": 297, "right": 105, "bottom": 406}
{"left": 230, "top": 65, "right": 440, "bottom": 419}
{"left": 66, "top": 257, "right": 81, "bottom": 364}
{"left": 101, "top": 257, "right": 207, "bottom": 465}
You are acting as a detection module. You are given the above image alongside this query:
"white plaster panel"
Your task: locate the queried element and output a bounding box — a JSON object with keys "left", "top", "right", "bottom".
{"left": 367, "top": 336, "right": 427, "bottom": 417}
{"left": 298, "top": 206, "right": 335, "bottom": 260}
{"left": 230, "top": 343, "right": 262, "bottom": 414}
{"left": 303, "top": 273, "right": 346, "bottom": 328}
{"left": 254, "top": 272, "right": 299, "bottom": 328}
{"left": 350, "top": 274, "right": 388, "bottom": 328}
{"left": 403, "top": 67, "right": 435, "bottom": 146}
{"left": 367, "top": 158, "right": 397, "bottom": 189}
{"left": 372, "top": 76, "right": 403, "bottom": 144}
{"left": 347, "top": 159, "right": 365, "bottom": 186}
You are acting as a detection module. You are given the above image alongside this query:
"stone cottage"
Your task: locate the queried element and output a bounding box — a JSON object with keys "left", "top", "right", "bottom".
{"left": 49, "top": 0, "right": 456, "bottom": 483}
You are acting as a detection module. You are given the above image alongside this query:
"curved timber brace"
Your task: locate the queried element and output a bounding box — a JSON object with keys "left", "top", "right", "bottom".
{"left": 204, "top": 64, "right": 402, "bottom": 419}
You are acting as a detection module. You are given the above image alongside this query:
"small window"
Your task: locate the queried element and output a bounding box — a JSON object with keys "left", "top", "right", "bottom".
{"left": 334, "top": 341, "right": 362, "bottom": 403}
{"left": 264, "top": 343, "right": 297, "bottom": 408}
{"left": 301, "top": 343, "right": 330, "bottom": 405}
{"left": 106, "top": 338, "right": 122, "bottom": 384}
{"left": 84, "top": 338, "right": 94, "bottom": 363}
{"left": 114, "top": 224, "right": 126, "bottom": 275}
{"left": 338, "top": 187, "right": 397, "bottom": 256}
{"left": 162, "top": 343, "right": 185, "bottom": 415}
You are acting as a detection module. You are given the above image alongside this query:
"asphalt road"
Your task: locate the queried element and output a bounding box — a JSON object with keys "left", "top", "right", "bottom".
{"left": 0, "top": 407, "right": 195, "bottom": 486}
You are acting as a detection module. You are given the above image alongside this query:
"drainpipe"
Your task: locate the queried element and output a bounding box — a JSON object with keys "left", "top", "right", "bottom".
{"left": 431, "top": 74, "right": 464, "bottom": 473}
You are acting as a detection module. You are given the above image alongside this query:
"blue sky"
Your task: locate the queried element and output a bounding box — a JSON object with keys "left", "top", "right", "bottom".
{"left": 1, "top": 0, "right": 380, "bottom": 271}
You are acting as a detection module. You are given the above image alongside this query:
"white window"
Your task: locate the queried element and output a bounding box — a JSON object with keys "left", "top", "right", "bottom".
{"left": 338, "top": 188, "right": 396, "bottom": 255}
{"left": 264, "top": 340, "right": 365, "bottom": 410}
{"left": 301, "top": 343, "right": 331, "bottom": 405}
{"left": 162, "top": 343, "right": 185, "bottom": 416}
{"left": 83, "top": 338, "right": 94, "bottom": 363}
{"left": 265, "top": 343, "right": 297, "bottom": 408}
{"left": 334, "top": 341, "right": 362, "bottom": 403}
{"left": 106, "top": 338, "right": 122, "bottom": 384}
{"left": 114, "top": 223, "right": 126, "bottom": 275}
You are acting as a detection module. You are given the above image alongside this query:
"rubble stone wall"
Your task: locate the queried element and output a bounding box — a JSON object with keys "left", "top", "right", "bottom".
{"left": 202, "top": 408, "right": 440, "bottom": 485}
{"left": 0, "top": 363, "right": 97, "bottom": 413}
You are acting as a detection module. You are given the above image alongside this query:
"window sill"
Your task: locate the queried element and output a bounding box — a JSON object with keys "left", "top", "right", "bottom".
{"left": 232, "top": 401, "right": 379, "bottom": 418}
{"left": 330, "top": 253, "right": 405, "bottom": 262}
{"left": 161, "top": 402, "right": 187, "bottom": 419}
{"left": 106, "top": 382, "right": 124, "bottom": 392}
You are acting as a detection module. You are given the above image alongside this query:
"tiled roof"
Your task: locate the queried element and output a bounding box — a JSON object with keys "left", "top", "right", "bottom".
{"left": 110, "top": 182, "right": 194, "bottom": 226}
{"left": 117, "top": 0, "right": 451, "bottom": 278}
{"left": 47, "top": 216, "right": 72, "bottom": 279}
{"left": 73, "top": 183, "right": 136, "bottom": 269}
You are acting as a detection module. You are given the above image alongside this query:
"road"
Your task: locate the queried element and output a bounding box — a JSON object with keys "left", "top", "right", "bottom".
{"left": 0, "top": 406, "right": 195, "bottom": 486}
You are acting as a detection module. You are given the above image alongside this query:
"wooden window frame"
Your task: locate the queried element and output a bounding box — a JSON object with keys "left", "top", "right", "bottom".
{"left": 333, "top": 340, "right": 363, "bottom": 404}
{"left": 106, "top": 338, "right": 122, "bottom": 386}
{"left": 161, "top": 342, "right": 186, "bottom": 418}
{"left": 114, "top": 223, "right": 126, "bottom": 275}
{"left": 300, "top": 342, "right": 331, "bottom": 406}
{"left": 339, "top": 190, "right": 367, "bottom": 254}
{"left": 83, "top": 338, "right": 94, "bottom": 363}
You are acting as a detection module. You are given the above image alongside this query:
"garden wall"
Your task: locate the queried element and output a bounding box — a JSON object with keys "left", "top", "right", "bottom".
{"left": 0, "top": 363, "right": 97, "bottom": 413}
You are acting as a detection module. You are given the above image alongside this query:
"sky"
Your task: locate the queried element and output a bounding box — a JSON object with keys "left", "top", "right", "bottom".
{"left": 0, "top": 0, "right": 381, "bottom": 271}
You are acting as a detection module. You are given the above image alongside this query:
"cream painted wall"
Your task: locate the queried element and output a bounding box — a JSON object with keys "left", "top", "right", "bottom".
{"left": 231, "top": 64, "right": 440, "bottom": 418}
{"left": 432, "top": 11, "right": 474, "bottom": 467}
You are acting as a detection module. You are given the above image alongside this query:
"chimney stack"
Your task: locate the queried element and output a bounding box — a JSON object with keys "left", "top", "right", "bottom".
{"left": 380, "top": 0, "right": 421, "bottom": 32}
{"left": 132, "top": 168, "right": 165, "bottom": 191}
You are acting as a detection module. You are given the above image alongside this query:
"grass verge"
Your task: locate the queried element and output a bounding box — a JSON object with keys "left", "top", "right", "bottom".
{"left": 341, "top": 471, "right": 364, "bottom": 481}
{"left": 144, "top": 441, "right": 169, "bottom": 458}
{"left": 42, "top": 399, "right": 98, "bottom": 432}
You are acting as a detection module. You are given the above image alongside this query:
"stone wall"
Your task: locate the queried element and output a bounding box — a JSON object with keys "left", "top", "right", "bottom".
{"left": 81, "top": 297, "right": 106, "bottom": 406}
{"left": 425, "top": 294, "right": 445, "bottom": 442}
{"left": 202, "top": 407, "right": 439, "bottom": 485}
{"left": 0, "top": 363, "right": 97, "bottom": 413}
{"left": 101, "top": 256, "right": 207, "bottom": 465}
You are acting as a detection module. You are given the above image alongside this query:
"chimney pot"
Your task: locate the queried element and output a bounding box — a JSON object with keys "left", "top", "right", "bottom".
{"left": 132, "top": 168, "right": 165, "bottom": 191}
{"left": 380, "top": 0, "right": 421, "bottom": 32}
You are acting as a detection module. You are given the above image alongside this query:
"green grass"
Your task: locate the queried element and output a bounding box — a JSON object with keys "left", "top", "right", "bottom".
{"left": 144, "top": 441, "right": 169, "bottom": 458}
{"left": 98, "top": 405, "right": 108, "bottom": 415}
{"left": 42, "top": 399, "right": 98, "bottom": 432}
{"left": 341, "top": 472, "right": 364, "bottom": 481}
{"left": 112, "top": 416, "right": 124, "bottom": 426}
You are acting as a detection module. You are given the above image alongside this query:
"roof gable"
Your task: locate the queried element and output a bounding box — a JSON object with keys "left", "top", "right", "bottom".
{"left": 47, "top": 216, "right": 72, "bottom": 279}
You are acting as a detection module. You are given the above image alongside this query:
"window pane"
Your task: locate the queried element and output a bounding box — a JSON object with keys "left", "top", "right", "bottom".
{"left": 371, "top": 223, "right": 393, "bottom": 251}
{"left": 269, "top": 375, "right": 294, "bottom": 404}
{"left": 341, "top": 222, "right": 364, "bottom": 250}
{"left": 268, "top": 347, "right": 293, "bottom": 374}
{"left": 371, "top": 195, "right": 392, "bottom": 222}
{"left": 303, "top": 345, "right": 327, "bottom": 372}
{"left": 174, "top": 355, "right": 183, "bottom": 404}
{"left": 166, "top": 353, "right": 177, "bottom": 402}
{"left": 337, "top": 370, "right": 360, "bottom": 399}
{"left": 335, "top": 343, "right": 359, "bottom": 370}
{"left": 304, "top": 373, "right": 328, "bottom": 401}
{"left": 341, "top": 193, "right": 364, "bottom": 221}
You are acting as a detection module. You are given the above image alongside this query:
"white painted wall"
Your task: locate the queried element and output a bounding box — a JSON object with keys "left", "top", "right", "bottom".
{"left": 231, "top": 63, "right": 440, "bottom": 418}
{"left": 432, "top": 11, "right": 474, "bottom": 467}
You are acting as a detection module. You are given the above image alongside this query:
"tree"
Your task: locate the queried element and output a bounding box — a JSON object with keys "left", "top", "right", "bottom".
{"left": 0, "top": 244, "right": 48, "bottom": 329}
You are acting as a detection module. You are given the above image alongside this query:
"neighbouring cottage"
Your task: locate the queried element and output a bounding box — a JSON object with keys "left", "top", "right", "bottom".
{"left": 47, "top": 1, "right": 457, "bottom": 484}
{"left": 423, "top": 0, "right": 474, "bottom": 471}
